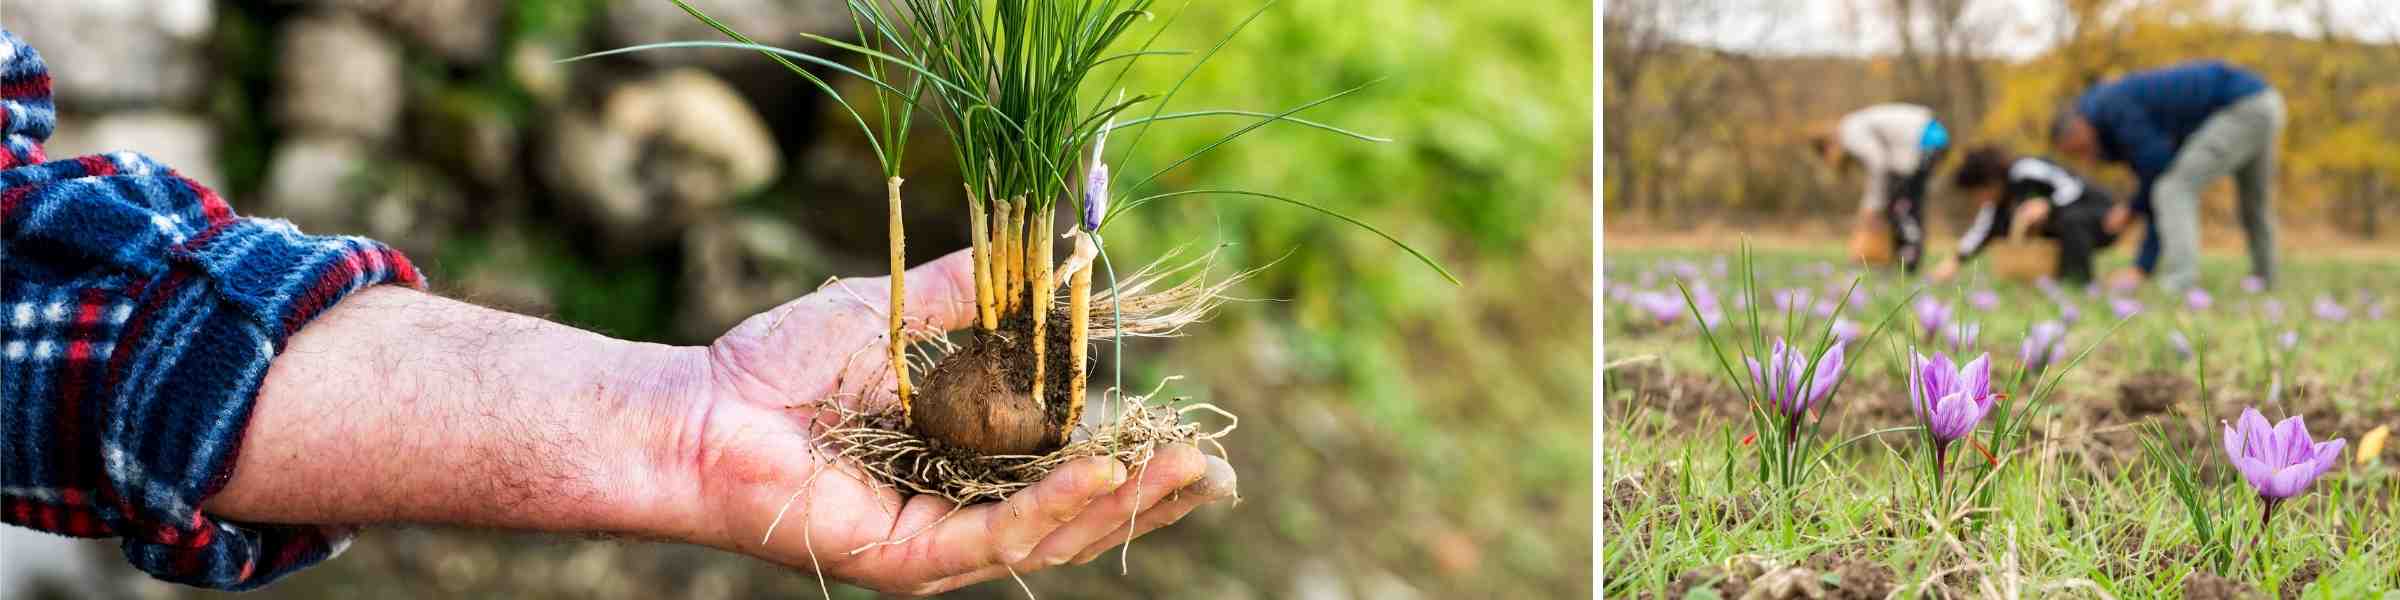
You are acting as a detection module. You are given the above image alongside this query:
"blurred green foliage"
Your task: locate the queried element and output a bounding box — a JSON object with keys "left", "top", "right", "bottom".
{"left": 1100, "top": 0, "right": 1592, "bottom": 408}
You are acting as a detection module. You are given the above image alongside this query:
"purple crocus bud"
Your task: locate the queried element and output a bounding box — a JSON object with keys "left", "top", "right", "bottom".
{"left": 1969, "top": 290, "right": 1999, "bottom": 312}
{"left": 1746, "top": 338, "right": 1846, "bottom": 419}
{"left": 1910, "top": 351, "right": 1997, "bottom": 445}
{"left": 2261, "top": 299, "right": 2285, "bottom": 322}
{"left": 2312, "top": 295, "right": 2348, "bottom": 322}
{"left": 2110, "top": 297, "right": 2143, "bottom": 320}
{"left": 1082, "top": 161, "right": 1108, "bottom": 231}
{"left": 2185, "top": 288, "right": 2213, "bottom": 311}
{"left": 1945, "top": 322, "right": 1981, "bottom": 352}
{"left": 1813, "top": 299, "right": 1838, "bottom": 319}
{"left": 2241, "top": 276, "right": 2265, "bottom": 294}
{"left": 2168, "top": 331, "right": 2192, "bottom": 361}
{"left": 1632, "top": 292, "right": 1684, "bottom": 324}
{"left": 2033, "top": 277, "right": 2062, "bottom": 300}
{"left": 1915, "top": 297, "right": 1952, "bottom": 337}
{"left": 2021, "top": 321, "right": 2067, "bottom": 373}
{"left": 2058, "top": 302, "right": 2081, "bottom": 325}
{"left": 1831, "top": 318, "right": 1863, "bottom": 345}
{"left": 1773, "top": 288, "right": 1811, "bottom": 313}
{"left": 2223, "top": 407, "right": 2345, "bottom": 500}
{"left": 2279, "top": 330, "right": 2299, "bottom": 352}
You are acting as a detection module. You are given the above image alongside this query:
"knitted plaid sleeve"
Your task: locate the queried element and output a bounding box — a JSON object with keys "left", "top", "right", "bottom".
{"left": 0, "top": 29, "right": 422, "bottom": 590}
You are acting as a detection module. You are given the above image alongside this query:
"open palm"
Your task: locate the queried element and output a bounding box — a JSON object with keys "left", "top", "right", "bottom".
{"left": 661, "top": 249, "right": 1235, "bottom": 596}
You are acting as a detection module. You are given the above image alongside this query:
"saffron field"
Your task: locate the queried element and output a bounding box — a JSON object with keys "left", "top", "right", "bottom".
{"left": 1602, "top": 246, "right": 2400, "bottom": 599}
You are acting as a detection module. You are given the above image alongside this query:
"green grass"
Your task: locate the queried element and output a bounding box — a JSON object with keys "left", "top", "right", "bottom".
{"left": 1604, "top": 246, "right": 2400, "bottom": 598}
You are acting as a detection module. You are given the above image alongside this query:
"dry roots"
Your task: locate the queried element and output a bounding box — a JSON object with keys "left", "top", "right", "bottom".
{"left": 820, "top": 247, "right": 1252, "bottom": 504}
{"left": 821, "top": 379, "right": 1236, "bottom": 504}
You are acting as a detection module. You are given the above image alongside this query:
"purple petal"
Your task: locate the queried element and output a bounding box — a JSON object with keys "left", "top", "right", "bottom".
{"left": 2274, "top": 416, "right": 2309, "bottom": 467}
{"left": 2263, "top": 461, "right": 2319, "bottom": 499}
{"left": 1958, "top": 354, "right": 1993, "bottom": 406}
{"left": 2233, "top": 455, "right": 2279, "bottom": 496}
{"left": 2238, "top": 408, "right": 2275, "bottom": 461}
{"left": 1807, "top": 344, "right": 1846, "bottom": 409}
{"left": 2311, "top": 439, "right": 2347, "bottom": 478}
{"left": 2223, "top": 421, "right": 2246, "bottom": 466}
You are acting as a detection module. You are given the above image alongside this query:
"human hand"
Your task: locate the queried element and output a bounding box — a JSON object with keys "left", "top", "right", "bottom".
{"left": 2103, "top": 204, "right": 2133, "bottom": 234}
{"left": 646, "top": 249, "right": 1239, "bottom": 596}
{"left": 2011, "top": 201, "right": 2051, "bottom": 239}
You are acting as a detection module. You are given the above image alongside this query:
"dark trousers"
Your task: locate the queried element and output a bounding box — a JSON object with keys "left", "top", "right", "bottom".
{"left": 1882, "top": 148, "right": 1945, "bottom": 274}
{"left": 2043, "top": 196, "right": 2118, "bottom": 285}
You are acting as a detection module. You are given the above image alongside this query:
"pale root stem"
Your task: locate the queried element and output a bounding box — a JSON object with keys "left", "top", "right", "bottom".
{"left": 1029, "top": 209, "right": 1055, "bottom": 415}
{"left": 967, "top": 185, "right": 997, "bottom": 331}
{"left": 1063, "top": 231, "right": 1097, "bottom": 434}
{"left": 886, "top": 176, "right": 911, "bottom": 418}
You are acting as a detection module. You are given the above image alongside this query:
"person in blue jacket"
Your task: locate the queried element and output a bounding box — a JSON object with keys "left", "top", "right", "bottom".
{"left": 2050, "top": 60, "right": 2284, "bottom": 292}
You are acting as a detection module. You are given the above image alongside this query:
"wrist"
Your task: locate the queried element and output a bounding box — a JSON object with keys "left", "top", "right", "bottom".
{"left": 579, "top": 339, "right": 716, "bottom": 539}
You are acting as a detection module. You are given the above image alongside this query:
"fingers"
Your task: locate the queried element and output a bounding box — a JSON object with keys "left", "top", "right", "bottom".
{"left": 883, "top": 456, "right": 1122, "bottom": 583}
{"left": 1016, "top": 445, "right": 1210, "bottom": 568}
{"left": 901, "top": 249, "right": 981, "bottom": 332}
{"left": 1069, "top": 454, "right": 1238, "bottom": 565}
{"left": 834, "top": 248, "right": 982, "bottom": 333}
{"left": 987, "top": 457, "right": 1124, "bottom": 565}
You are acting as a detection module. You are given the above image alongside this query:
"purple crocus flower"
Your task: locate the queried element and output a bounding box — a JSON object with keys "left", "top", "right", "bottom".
{"left": 1747, "top": 338, "right": 1846, "bottom": 420}
{"left": 1915, "top": 297, "right": 1953, "bottom": 338}
{"left": 2057, "top": 302, "right": 2081, "bottom": 325}
{"left": 1813, "top": 299, "right": 1838, "bottom": 319}
{"left": 1630, "top": 292, "right": 1684, "bottom": 324}
{"left": 2241, "top": 275, "right": 2265, "bottom": 294}
{"left": 1969, "top": 290, "right": 1999, "bottom": 311}
{"left": 2312, "top": 295, "right": 2348, "bottom": 322}
{"left": 1773, "top": 288, "right": 1812, "bottom": 314}
{"left": 2033, "top": 277, "right": 2062, "bottom": 300}
{"left": 1082, "top": 116, "right": 1113, "bottom": 231}
{"left": 2168, "top": 331, "right": 2192, "bottom": 361}
{"left": 1830, "top": 318, "right": 1863, "bottom": 345}
{"left": 1909, "top": 351, "right": 1997, "bottom": 446}
{"left": 2279, "top": 330, "right": 2299, "bottom": 352}
{"left": 2261, "top": 298, "right": 2285, "bottom": 322}
{"left": 2185, "top": 288, "right": 2213, "bottom": 311}
{"left": 1082, "top": 161, "right": 1109, "bottom": 231}
{"left": 1945, "top": 322, "right": 1981, "bottom": 352}
{"left": 2222, "top": 407, "right": 2344, "bottom": 502}
{"left": 2021, "top": 321, "right": 2066, "bottom": 374}
{"left": 2110, "top": 297, "right": 2143, "bottom": 320}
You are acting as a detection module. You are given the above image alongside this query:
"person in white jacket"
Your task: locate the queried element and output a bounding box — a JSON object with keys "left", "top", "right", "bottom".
{"left": 1814, "top": 103, "right": 1950, "bottom": 273}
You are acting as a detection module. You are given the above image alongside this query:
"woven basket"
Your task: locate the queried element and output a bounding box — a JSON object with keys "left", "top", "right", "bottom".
{"left": 1849, "top": 224, "right": 1895, "bottom": 266}
{"left": 1986, "top": 239, "right": 2058, "bottom": 282}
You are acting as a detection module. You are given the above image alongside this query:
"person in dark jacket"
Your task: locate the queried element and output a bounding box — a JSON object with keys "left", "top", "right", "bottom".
{"left": 2050, "top": 60, "right": 2283, "bottom": 292}
{"left": 1929, "top": 146, "right": 2120, "bottom": 285}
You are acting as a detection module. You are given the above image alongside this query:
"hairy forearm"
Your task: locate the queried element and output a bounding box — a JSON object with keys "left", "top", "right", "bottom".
{"left": 203, "top": 287, "right": 706, "bottom": 535}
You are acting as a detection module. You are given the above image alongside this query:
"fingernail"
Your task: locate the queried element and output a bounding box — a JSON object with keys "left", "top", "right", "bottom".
{"left": 1187, "top": 456, "right": 1238, "bottom": 498}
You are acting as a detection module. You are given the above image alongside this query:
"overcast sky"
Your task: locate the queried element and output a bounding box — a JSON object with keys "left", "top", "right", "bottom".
{"left": 1643, "top": 0, "right": 2400, "bottom": 61}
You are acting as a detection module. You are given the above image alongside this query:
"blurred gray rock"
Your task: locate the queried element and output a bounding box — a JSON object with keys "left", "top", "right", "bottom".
{"left": 278, "top": 13, "right": 405, "bottom": 142}
{"left": 264, "top": 135, "right": 370, "bottom": 226}
{"left": 509, "top": 42, "right": 572, "bottom": 107}
{"left": 43, "top": 111, "right": 223, "bottom": 187}
{"left": 11, "top": 1, "right": 214, "bottom": 108}
{"left": 265, "top": 135, "right": 464, "bottom": 256}
{"left": 680, "top": 214, "right": 825, "bottom": 340}
{"left": 542, "top": 69, "right": 780, "bottom": 247}
{"left": 453, "top": 229, "right": 556, "bottom": 315}
{"left": 601, "top": 0, "right": 850, "bottom": 67}
{"left": 413, "top": 89, "right": 522, "bottom": 189}
{"left": 358, "top": 0, "right": 501, "bottom": 63}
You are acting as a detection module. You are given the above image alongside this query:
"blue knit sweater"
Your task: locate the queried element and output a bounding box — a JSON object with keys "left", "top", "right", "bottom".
{"left": 1, "top": 29, "right": 420, "bottom": 590}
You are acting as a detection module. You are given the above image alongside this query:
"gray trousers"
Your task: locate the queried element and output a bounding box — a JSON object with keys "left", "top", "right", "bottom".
{"left": 2148, "top": 89, "right": 2284, "bottom": 292}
